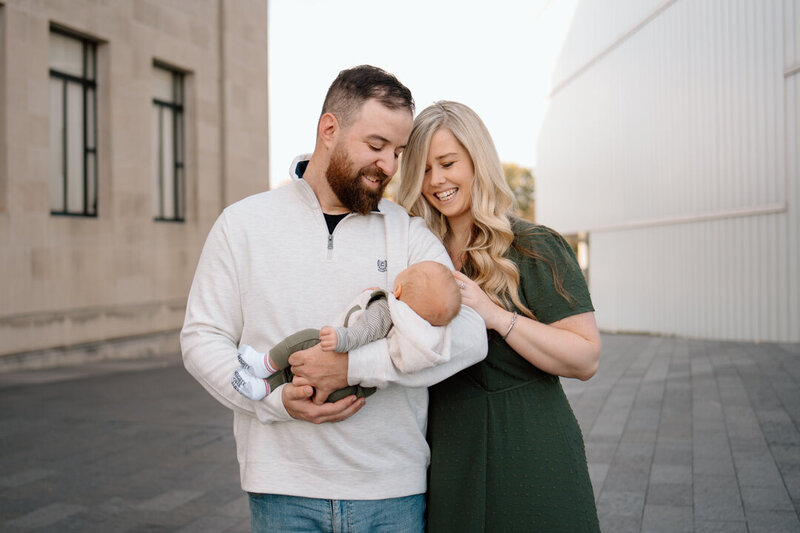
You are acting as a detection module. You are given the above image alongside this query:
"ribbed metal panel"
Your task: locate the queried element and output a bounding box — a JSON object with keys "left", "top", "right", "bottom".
{"left": 588, "top": 211, "right": 792, "bottom": 342}
{"left": 538, "top": 0, "right": 799, "bottom": 342}
{"left": 787, "top": 2, "right": 800, "bottom": 343}
{"left": 789, "top": 0, "right": 800, "bottom": 71}
{"left": 552, "top": 0, "right": 674, "bottom": 89}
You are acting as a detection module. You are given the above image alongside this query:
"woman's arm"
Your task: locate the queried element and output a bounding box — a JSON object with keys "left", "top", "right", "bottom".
{"left": 453, "top": 271, "right": 601, "bottom": 381}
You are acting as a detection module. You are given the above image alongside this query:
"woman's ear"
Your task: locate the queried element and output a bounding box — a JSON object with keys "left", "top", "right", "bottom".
{"left": 318, "top": 112, "right": 339, "bottom": 147}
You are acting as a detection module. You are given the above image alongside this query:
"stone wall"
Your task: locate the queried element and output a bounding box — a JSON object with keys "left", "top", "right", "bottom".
{"left": 0, "top": 0, "right": 269, "bottom": 367}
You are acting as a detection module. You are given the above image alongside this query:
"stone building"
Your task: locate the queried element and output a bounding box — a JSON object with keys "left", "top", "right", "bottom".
{"left": 0, "top": 0, "right": 270, "bottom": 369}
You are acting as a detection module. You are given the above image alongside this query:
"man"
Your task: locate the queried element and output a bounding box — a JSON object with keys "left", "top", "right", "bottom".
{"left": 181, "top": 65, "right": 487, "bottom": 532}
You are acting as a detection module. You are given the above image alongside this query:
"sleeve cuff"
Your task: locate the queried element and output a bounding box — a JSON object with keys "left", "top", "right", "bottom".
{"left": 253, "top": 384, "right": 294, "bottom": 423}
{"left": 348, "top": 338, "right": 391, "bottom": 388}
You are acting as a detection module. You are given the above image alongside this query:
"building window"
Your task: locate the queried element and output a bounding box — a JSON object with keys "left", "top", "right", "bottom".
{"left": 152, "top": 63, "right": 185, "bottom": 222}
{"left": 49, "top": 28, "right": 97, "bottom": 216}
{"left": 0, "top": 5, "right": 6, "bottom": 212}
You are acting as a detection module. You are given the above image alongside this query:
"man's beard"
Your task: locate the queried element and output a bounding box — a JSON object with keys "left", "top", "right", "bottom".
{"left": 326, "top": 144, "right": 389, "bottom": 215}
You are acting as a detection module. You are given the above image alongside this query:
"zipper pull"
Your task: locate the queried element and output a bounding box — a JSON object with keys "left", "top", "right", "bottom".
{"left": 328, "top": 234, "right": 333, "bottom": 250}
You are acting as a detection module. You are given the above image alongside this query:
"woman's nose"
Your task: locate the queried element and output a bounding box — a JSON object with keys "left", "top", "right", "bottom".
{"left": 429, "top": 166, "right": 446, "bottom": 185}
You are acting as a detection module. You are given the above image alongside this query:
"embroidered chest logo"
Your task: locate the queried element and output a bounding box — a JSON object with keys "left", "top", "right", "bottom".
{"left": 377, "top": 259, "right": 388, "bottom": 273}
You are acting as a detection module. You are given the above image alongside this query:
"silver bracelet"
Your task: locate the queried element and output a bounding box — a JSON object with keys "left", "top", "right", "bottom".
{"left": 502, "top": 312, "right": 518, "bottom": 340}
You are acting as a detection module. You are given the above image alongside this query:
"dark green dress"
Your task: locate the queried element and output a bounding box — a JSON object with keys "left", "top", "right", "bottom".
{"left": 426, "top": 220, "right": 600, "bottom": 532}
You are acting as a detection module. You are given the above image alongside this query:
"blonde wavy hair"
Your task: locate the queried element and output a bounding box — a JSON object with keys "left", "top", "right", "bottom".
{"left": 397, "top": 101, "right": 535, "bottom": 319}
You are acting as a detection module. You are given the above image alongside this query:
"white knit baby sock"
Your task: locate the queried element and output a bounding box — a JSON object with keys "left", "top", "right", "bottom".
{"left": 237, "top": 344, "right": 278, "bottom": 378}
{"left": 232, "top": 366, "right": 269, "bottom": 400}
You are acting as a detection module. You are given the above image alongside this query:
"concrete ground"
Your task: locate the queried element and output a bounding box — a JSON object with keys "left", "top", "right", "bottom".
{"left": 0, "top": 333, "right": 799, "bottom": 532}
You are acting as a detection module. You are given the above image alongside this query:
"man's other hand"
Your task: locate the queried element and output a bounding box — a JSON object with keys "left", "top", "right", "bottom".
{"left": 288, "top": 343, "right": 349, "bottom": 404}
{"left": 281, "top": 381, "right": 364, "bottom": 423}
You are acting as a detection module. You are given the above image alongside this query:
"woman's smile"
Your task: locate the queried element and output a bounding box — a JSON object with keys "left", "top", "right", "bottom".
{"left": 433, "top": 187, "right": 459, "bottom": 201}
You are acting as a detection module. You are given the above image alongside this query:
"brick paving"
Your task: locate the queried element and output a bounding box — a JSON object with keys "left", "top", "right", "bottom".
{"left": 562, "top": 334, "right": 800, "bottom": 533}
{"left": 0, "top": 354, "right": 248, "bottom": 533}
{"left": 1, "top": 334, "right": 799, "bottom": 532}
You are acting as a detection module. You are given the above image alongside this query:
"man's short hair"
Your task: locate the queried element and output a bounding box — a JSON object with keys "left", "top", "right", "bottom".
{"left": 321, "top": 65, "right": 414, "bottom": 127}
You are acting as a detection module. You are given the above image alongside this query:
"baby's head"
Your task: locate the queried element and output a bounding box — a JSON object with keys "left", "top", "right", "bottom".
{"left": 392, "top": 261, "right": 461, "bottom": 326}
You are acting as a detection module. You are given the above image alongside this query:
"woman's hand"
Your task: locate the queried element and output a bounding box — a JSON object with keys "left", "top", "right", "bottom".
{"left": 452, "top": 271, "right": 513, "bottom": 333}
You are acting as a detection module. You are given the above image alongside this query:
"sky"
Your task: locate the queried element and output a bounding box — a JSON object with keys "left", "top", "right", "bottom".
{"left": 267, "top": 0, "right": 578, "bottom": 186}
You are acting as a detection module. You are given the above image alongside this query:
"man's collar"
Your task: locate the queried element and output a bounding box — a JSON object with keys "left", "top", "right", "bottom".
{"left": 295, "top": 160, "right": 309, "bottom": 179}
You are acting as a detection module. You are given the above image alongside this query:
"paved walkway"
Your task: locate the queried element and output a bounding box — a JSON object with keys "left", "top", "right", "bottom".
{"left": 0, "top": 334, "right": 798, "bottom": 532}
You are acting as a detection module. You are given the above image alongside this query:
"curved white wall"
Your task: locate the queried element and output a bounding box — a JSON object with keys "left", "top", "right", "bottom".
{"left": 537, "top": 0, "right": 799, "bottom": 342}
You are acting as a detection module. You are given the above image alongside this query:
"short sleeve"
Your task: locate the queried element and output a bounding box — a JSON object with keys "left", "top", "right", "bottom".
{"left": 512, "top": 221, "right": 594, "bottom": 325}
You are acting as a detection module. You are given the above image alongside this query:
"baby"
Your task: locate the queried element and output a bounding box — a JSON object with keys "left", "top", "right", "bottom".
{"left": 232, "top": 261, "right": 462, "bottom": 402}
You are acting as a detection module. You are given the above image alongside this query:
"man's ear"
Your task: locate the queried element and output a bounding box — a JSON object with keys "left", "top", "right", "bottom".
{"left": 318, "top": 112, "right": 339, "bottom": 148}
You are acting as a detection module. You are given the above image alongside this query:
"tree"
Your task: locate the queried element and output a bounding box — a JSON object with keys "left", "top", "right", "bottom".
{"left": 503, "top": 162, "right": 535, "bottom": 222}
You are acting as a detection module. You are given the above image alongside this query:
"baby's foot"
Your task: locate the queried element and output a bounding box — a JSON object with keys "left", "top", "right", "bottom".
{"left": 232, "top": 366, "right": 269, "bottom": 400}
{"left": 238, "top": 344, "right": 278, "bottom": 378}
{"left": 319, "top": 326, "right": 339, "bottom": 352}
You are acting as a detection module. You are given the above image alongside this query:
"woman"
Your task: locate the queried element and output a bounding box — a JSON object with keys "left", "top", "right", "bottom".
{"left": 397, "top": 101, "right": 601, "bottom": 532}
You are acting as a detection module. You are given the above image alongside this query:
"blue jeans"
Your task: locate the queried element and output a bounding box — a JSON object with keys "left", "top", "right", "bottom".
{"left": 247, "top": 492, "right": 425, "bottom": 533}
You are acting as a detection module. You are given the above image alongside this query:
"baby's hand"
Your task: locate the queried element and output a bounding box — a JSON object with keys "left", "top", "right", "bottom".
{"left": 319, "top": 326, "right": 338, "bottom": 352}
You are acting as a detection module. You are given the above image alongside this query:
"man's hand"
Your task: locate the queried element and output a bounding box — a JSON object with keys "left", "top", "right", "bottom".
{"left": 281, "top": 381, "right": 364, "bottom": 423}
{"left": 289, "top": 343, "right": 349, "bottom": 404}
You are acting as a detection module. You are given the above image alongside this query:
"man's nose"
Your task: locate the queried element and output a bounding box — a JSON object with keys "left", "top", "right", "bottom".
{"left": 376, "top": 155, "right": 397, "bottom": 177}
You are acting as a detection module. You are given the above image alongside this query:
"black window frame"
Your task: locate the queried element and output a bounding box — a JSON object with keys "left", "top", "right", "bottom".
{"left": 0, "top": 5, "right": 6, "bottom": 212}
{"left": 152, "top": 62, "right": 185, "bottom": 223}
{"left": 49, "top": 26, "right": 98, "bottom": 217}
